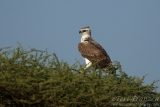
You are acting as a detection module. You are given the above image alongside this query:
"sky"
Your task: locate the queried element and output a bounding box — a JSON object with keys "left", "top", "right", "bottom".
{"left": 0, "top": 1, "right": 160, "bottom": 91}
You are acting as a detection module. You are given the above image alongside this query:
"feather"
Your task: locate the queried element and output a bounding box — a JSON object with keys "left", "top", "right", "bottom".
{"left": 78, "top": 37, "right": 112, "bottom": 68}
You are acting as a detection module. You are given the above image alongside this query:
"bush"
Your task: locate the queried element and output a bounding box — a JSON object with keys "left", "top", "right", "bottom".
{"left": 0, "top": 46, "right": 159, "bottom": 107}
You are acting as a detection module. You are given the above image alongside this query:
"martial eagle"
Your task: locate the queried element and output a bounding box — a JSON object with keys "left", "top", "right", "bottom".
{"left": 78, "top": 26, "right": 116, "bottom": 74}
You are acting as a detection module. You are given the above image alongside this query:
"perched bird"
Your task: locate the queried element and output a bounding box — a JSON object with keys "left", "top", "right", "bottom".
{"left": 78, "top": 26, "right": 116, "bottom": 74}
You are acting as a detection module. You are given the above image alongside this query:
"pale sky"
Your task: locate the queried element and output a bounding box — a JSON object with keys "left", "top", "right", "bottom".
{"left": 1, "top": 1, "right": 160, "bottom": 91}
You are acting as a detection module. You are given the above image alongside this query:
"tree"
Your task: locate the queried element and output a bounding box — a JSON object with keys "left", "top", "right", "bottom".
{"left": 0, "top": 45, "right": 159, "bottom": 107}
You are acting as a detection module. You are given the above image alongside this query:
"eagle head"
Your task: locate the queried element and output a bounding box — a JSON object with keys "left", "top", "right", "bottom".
{"left": 79, "top": 26, "right": 91, "bottom": 36}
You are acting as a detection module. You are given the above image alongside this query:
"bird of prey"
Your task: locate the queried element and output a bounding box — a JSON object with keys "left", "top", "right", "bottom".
{"left": 78, "top": 26, "right": 115, "bottom": 73}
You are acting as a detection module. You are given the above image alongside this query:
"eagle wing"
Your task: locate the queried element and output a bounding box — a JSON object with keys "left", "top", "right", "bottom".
{"left": 78, "top": 38, "right": 112, "bottom": 67}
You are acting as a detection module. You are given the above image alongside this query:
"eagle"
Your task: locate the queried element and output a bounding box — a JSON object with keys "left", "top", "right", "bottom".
{"left": 78, "top": 26, "right": 116, "bottom": 74}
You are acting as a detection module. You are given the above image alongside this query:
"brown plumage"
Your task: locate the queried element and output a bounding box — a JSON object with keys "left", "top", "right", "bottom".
{"left": 78, "top": 37, "right": 112, "bottom": 68}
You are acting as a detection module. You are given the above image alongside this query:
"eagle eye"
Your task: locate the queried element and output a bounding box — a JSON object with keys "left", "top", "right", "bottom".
{"left": 82, "top": 30, "right": 87, "bottom": 32}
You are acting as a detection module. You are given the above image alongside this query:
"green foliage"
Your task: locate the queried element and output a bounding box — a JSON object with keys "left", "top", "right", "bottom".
{"left": 0, "top": 46, "right": 159, "bottom": 107}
